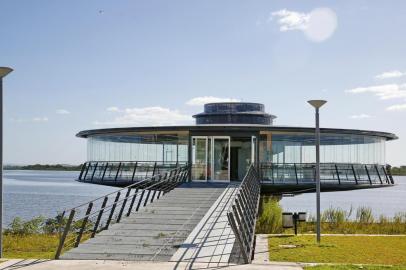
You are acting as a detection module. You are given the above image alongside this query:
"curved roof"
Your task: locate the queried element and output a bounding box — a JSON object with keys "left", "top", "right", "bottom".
{"left": 193, "top": 102, "right": 276, "bottom": 125}
{"left": 76, "top": 124, "right": 398, "bottom": 140}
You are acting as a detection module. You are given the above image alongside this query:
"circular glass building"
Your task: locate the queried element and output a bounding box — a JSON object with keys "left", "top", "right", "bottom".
{"left": 76, "top": 102, "right": 397, "bottom": 192}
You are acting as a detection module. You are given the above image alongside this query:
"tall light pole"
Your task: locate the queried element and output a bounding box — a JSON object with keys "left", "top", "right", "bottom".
{"left": 307, "top": 99, "right": 327, "bottom": 244}
{"left": 0, "top": 67, "right": 13, "bottom": 258}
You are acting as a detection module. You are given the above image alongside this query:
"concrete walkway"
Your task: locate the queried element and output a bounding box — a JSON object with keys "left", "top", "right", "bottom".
{"left": 62, "top": 183, "right": 227, "bottom": 261}
{"left": 0, "top": 259, "right": 303, "bottom": 270}
{"left": 0, "top": 233, "right": 303, "bottom": 270}
{"left": 171, "top": 183, "right": 240, "bottom": 268}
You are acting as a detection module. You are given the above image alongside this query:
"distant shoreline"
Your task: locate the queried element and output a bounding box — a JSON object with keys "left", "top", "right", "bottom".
{"left": 4, "top": 164, "right": 82, "bottom": 171}
{"left": 3, "top": 164, "right": 406, "bottom": 175}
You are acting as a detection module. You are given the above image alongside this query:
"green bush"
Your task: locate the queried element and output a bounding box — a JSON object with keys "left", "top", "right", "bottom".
{"left": 4, "top": 214, "right": 91, "bottom": 235}
{"left": 256, "top": 197, "right": 283, "bottom": 234}
{"left": 6, "top": 216, "right": 46, "bottom": 235}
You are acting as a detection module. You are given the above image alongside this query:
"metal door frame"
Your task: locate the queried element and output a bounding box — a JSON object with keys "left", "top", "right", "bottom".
{"left": 211, "top": 136, "right": 230, "bottom": 182}
{"left": 191, "top": 135, "right": 230, "bottom": 182}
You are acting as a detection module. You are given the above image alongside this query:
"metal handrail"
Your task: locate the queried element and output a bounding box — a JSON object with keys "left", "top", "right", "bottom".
{"left": 78, "top": 160, "right": 187, "bottom": 184}
{"left": 227, "top": 164, "right": 261, "bottom": 264}
{"left": 55, "top": 165, "right": 189, "bottom": 259}
{"left": 260, "top": 163, "right": 394, "bottom": 186}
{"left": 81, "top": 160, "right": 187, "bottom": 163}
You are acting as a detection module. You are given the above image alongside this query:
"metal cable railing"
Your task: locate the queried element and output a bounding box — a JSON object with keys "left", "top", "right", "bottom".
{"left": 54, "top": 164, "right": 189, "bottom": 259}
{"left": 78, "top": 161, "right": 188, "bottom": 185}
{"left": 227, "top": 164, "right": 261, "bottom": 264}
{"left": 260, "top": 163, "right": 394, "bottom": 185}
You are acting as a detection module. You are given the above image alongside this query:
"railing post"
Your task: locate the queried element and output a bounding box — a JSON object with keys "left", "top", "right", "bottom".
{"left": 294, "top": 163, "right": 298, "bottom": 184}
{"left": 105, "top": 192, "right": 121, "bottom": 229}
{"left": 78, "top": 162, "right": 87, "bottom": 180}
{"left": 90, "top": 162, "right": 98, "bottom": 182}
{"left": 83, "top": 162, "right": 91, "bottom": 181}
{"left": 114, "top": 162, "right": 122, "bottom": 183}
{"left": 382, "top": 166, "right": 390, "bottom": 184}
{"left": 136, "top": 190, "right": 146, "bottom": 211}
{"left": 101, "top": 162, "right": 109, "bottom": 182}
{"left": 75, "top": 202, "right": 93, "bottom": 247}
{"left": 131, "top": 162, "right": 138, "bottom": 182}
{"left": 91, "top": 196, "right": 108, "bottom": 238}
{"left": 126, "top": 188, "right": 139, "bottom": 216}
{"left": 152, "top": 162, "right": 157, "bottom": 176}
{"left": 55, "top": 209, "right": 75, "bottom": 259}
{"left": 150, "top": 189, "right": 157, "bottom": 203}
{"left": 365, "top": 165, "right": 372, "bottom": 185}
{"left": 375, "top": 164, "right": 383, "bottom": 184}
{"left": 117, "top": 188, "right": 131, "bottom": 222}
{"left": 143, "top": 189, "right": 152, "bottom": 207}
{"left": 351, "top": 165, "right": 358, "bottom": 184}
{"left": 385, "top": 165, "right": 394, "bottom": 184}
{"left": 335, "top": 164, "right": 341, "bottom": 184}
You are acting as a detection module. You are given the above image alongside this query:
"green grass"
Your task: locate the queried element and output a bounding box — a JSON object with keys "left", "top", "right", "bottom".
{"left": 3, "top": 234, "right": 59, "bottom": 259}
{"left": 305, "top": 265, "right": 406, "bottom": 270}
{"left": 268, "top": 235, "right": 406, "bottom": 266}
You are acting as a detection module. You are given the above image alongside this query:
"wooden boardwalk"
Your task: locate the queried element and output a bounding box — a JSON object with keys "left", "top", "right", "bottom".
{"left": 61, "top": 183, "right": 228, "bottom": 261}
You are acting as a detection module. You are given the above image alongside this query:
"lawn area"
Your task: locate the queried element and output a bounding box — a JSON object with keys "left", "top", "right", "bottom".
{"left": 3, "top": 234, "right": 59, "bottom": 259}
{"left": 304, "top": 265, "right": 406, "bottom": 270}
{"left": 268, "top": 235, "right": 406, "bottom": 266}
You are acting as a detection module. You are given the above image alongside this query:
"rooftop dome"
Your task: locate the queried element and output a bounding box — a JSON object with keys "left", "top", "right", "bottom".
{"left": 193, "top": 102, "right": 276, "bottom": 125}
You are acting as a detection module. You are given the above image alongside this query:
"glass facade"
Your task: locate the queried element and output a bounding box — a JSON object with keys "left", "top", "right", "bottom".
{"left": 87, "top": 131, "right": 387, "bottom": 165}
{"left": 260, "top": 132, "right": 386, "bottom": 165}
{"left": 87, "top": 131, "right": 189, "bottom": 162}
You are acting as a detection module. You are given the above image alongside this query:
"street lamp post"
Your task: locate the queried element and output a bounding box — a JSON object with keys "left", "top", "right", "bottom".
{"left": 307, "top": 99, "right": 327, "bottom": 244}
{"left": 0, "top": 67, "right": 13, "bottom": 258}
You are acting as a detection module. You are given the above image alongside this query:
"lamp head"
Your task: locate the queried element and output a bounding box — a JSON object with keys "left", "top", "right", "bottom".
{"left": 308, "top": 100, "right": 327, "bottom": 109}
{"left": 0, "top": 67, "right": 13, "bottom": 78}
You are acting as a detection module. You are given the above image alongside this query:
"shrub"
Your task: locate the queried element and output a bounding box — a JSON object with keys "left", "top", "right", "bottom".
{"left": 256, "top": 196, "right": 283, "bottom": 234}
{"left": 5, "top": 216, "right": 46, "bottom": 235}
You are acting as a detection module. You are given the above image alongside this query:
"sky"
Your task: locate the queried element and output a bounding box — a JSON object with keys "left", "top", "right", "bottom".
{"left": 1, "top": 1, "right": 406, "bottom": 165}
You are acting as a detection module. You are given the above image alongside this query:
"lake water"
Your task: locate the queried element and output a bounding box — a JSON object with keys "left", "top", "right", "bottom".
{"left": 4, "top": 170, "right": 119, "bottom": 226}
{"left": 3, "top": 170, "right": 406, "bottom": 226}
{"left": 280, "top": 176, "right": 406, "bottom": 218}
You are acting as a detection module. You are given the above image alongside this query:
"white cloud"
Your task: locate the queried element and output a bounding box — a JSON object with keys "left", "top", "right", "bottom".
{"left": 386, "top": 103, "right": 406, "bottom": 111}
{"left": 94, "top": 106, "right": 192, "bottom": 126}
{"left": 349, "top": 114, "right": 371, "bottom": 119}
{"left": 186, "top": 96, "right": 240, "bottom": 106}
{"left": 270, "top": 9, "right": 309, "bottom": 31}
{"left": 56, "top": 109, "right": 70, "bottom": 114}
{"left": 10, "top": 117, "right": 49, "bottom": 123}
{"left": 346, "top": 84, "right": 406, "bottom": 100}
{"left": 32, "top": 117, "right": 49, "bottom": 122}
{"left": 107, "top": 106, "right": 120, "bottom": 112}
{"left": 270, "top": 7, "right": 337, "bottom": 42}
{"left": 375, "top": 70, "right": 405, "bottom": 80}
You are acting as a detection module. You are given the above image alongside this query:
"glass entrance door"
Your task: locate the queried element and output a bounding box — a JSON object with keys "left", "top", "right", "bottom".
{"left": 191, "top": 136, "right": 230, "bottom": 181}
{"left": 192, "top": 137, "right": 207, "bottom": 180}
{"left": 212, "top": 137, "right": 230, "bottom": 181}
